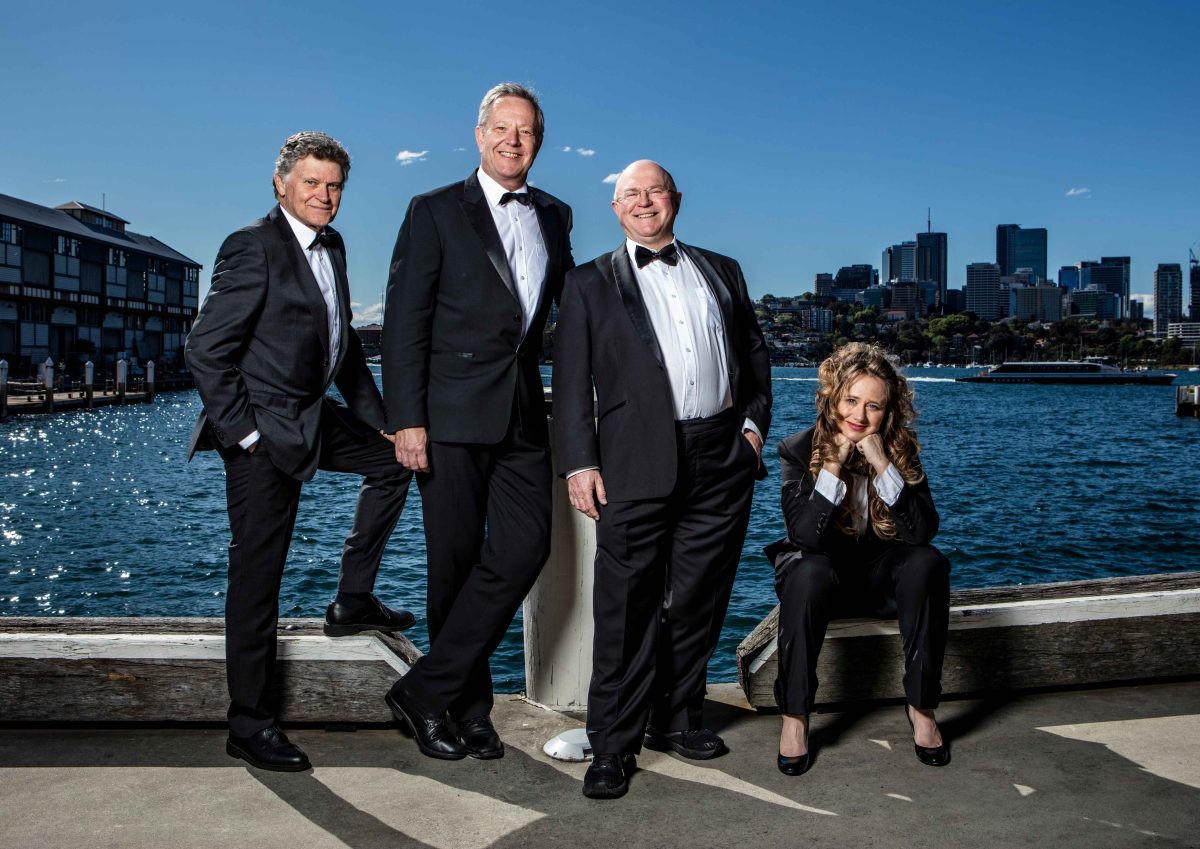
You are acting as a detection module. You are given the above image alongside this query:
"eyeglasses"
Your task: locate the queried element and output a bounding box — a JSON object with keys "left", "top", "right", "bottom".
{"left": 615, "top": 186, "right": 673, "bottom": 205}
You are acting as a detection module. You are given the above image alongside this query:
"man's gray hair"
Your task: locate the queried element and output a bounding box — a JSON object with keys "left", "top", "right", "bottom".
{"left": 273, "top": 131, "right": 351, "bottom": 196}
{"left": 476, "top": 82, "right": 544, "bottom": 139}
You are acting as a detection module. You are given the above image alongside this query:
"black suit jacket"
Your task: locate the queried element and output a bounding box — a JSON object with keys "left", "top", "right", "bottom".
{"left": 184, "top": 206, "right": 384, "bottom": 480}
{"left": 382, "top": 171, "right": 574, "bottom": 444}
{"left": 765, "top": 427, "right": 939, "bottom": 565}
{"left": 552, "top": 242, "right": 772, "bottom": 502}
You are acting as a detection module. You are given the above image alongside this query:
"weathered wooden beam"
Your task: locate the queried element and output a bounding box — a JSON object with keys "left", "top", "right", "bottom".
{"left": 737, "top": 572, "right": 1200, "bottom": 710}
{"left": 0, "top": 618, "right": 420, "bottom": 724}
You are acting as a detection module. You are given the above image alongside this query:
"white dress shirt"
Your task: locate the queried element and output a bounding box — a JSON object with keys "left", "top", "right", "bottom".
{"left": 476, "top": 167, "right": 548, "bottom": 337}
{"left": 814, "top": 464, "right": 905, "bottom": 535}
{"left": 238, "top": 207, "right": 342, "bottom": 450}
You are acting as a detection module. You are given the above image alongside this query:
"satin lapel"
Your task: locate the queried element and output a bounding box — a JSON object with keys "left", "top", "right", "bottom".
{"left": 459, "top": 172, "right": 519, "bottom": 301}
{"left": 529, "top": 190, "right": 561, "bottom": 320}
{"left": 270, "top": 207, "right": 330, "bottom": 362}
{"left": 326, "top": 226, "right": 351, "bottom": 372}
{"left": 608, "top": 244, "right": 664, "bottom": 367}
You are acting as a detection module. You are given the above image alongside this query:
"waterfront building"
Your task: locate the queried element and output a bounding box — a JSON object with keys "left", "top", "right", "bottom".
{"left": 1167, "top": 322, "right": 1200, "bottom": 347}
{"left": 881, "top": 241, "right": 916, "bottom": 283}
{"left": 1079, "top": 257, "right": 1131, "bottom": 317}
{"left": 996, "top": 224, "right": 1048, "bottom": 280}
{"left": 1191, "top": 264, "right": 1199, "bottom": 320}
{"left": 0, "top": 193, "right": 200, "bottom": 377}
{"left": 834, "top": 264, "right": 876, "bottom": 290}
{"left": 356, "top": 323, "right": 383, "bottom": 349}
{"left": 1066, "top": 287, "right": 1121, "bottom": 320}
{"left": 1010, "top": 283, "right": 1064, "bottom": 322}
{"left": 916, "top": 231, "right": 948, "bottom": 306}
{"left": 1154, "top": 263, "right": 1184, "bottom": 336}
{"left": 965, "top": 262, "right": 1004, "bottom": 320}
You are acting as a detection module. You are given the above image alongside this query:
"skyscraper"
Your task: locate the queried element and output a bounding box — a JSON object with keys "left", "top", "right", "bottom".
{"left": 1079, "top": 257, "right": 1131, "bottom": 318}
{"left": 965, "top": 262, "right": 1004, "bottom": 320}
{"left": 1191, "top": 262, "right": 1199, "bottom": 320}
{"left": 882, "top": 241, "right": 916, "bottom": 283}
{"left": 1154, "top": 263, "right": 1183, "bottom": 335}
{"left": 996, "top": 224, "right": 1048, "bottom": 280}
{"left": 916, "top": 231, "right": 948, "bottom": 306}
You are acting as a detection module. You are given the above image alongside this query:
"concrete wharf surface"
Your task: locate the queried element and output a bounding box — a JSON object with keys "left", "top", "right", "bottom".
{"left": 2, "top": 682, "right": 1198, "bottom": 849}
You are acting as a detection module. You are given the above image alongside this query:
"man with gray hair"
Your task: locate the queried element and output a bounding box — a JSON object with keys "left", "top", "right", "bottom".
{"left": 187, "top": 132, "right": 416, "bottom": 772}
{"left": 381, "top": 83, "right": 573, "bottom": 760}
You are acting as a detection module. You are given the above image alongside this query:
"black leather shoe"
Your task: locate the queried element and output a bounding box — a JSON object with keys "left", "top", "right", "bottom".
{"left": 643, "top": 726, "right": 726, "bottom": 760}
{"left": 582, "top": 753, "right": 636, "bottom": 799}
{"left": 226, "top": 726, "right": 311, "bottom": 772}
{"left": 325, "top": 594, "right": 416, "bottom": 637}
{"left": 385, "top": 685, "right": 468, "bottom": 760}
{"left": 778, "top": 725, "right": 811, "bottom": 776}
{"left": 905, "top": 705, "right": 950, "bottom": 767}
{"left": 456, "top": 715, "right": 504, "bottom": 759}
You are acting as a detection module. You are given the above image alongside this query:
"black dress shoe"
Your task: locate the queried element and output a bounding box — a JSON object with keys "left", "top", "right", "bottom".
{"left": 643, "top": 726, "right": 726, "bottom": 760}
{"left": 325, "top": 594, "right": 416, "bottom": 637}
{"left": 905, "top": 705, "right": 950, "bottom": 767}
{"left": 583, "top": 753, "right": 636, "bottom": 799}
{"left": 456, "top": 715, "right": 504, "bottom": 759}
{"left": 226, "top": 726, "right": 311, "bottom": 772}
{"left": 384, "top": 685, "right": 468, "bottom": 760}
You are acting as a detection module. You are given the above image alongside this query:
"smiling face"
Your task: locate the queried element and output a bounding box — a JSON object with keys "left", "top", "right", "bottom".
{"left": 475, "top": 95, "right": 541, "bottom": 190}
{"left": 611, "top": 160, "right": 681, "bottom": 250}
{"left": 837, "top": 373, "right": 888, "bottom": 443}
{"left": 273, "top": 155, "right": 343, "bottom": 231}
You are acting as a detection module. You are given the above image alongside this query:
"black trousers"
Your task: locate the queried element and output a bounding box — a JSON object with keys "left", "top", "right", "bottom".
{"left": 587, "top": 412, "right": 758, "bottom": 756}
{"left": 218, "top": 409, "right": 412, "bottom": 737}
{"left": 773, "top": 541, "right": 950, "bottom": 716}
{"left": 397, "top": 409, "right": 551, "bottom": 720}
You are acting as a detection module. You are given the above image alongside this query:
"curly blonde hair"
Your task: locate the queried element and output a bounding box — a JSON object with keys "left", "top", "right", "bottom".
{"left": 809, "top": 343, "right": 924, "bottom": 540}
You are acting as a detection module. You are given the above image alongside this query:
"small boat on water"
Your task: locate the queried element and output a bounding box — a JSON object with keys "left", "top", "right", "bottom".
{"left": 956, "top": 358, "right": 1176, "bottom": 385}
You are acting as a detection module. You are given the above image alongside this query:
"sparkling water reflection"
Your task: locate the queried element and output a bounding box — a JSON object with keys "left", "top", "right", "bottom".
{"left": 2, "top": 367, "right": 1198, "bottom": 691}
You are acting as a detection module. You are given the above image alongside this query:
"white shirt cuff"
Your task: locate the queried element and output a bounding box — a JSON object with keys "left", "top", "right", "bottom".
{"left": 742, "top": 418, "right": 762, "bottom": 441}
{"left": 566, "top": 466, "right": 599, "bottom": 479}
{"left": 238, "top": 430, "right": 261, "bottom": 451}
{"left": 873, "top": 463, "right": 904, "bottom": 506}
{"left": 814, "top": 468, "right": 846, "bottom": 505}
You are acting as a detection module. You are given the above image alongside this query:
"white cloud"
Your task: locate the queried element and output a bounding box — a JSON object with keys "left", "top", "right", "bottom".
{"left": 1065, "top": 187, "right": 1090, "bottom": 197}
{"left": 453, "top": 147, "right": 467, "bottom": 152}
{"left": 353, "top": 301, "right": 384, "bottom": 324}
{"left": 396, "top": 149, "right": 429, "bottom": 165}
{"left": 602, "top": 173, "right": 620, "bottom": 184}
{"left": 44, "top": 177, "right": 67, "bottom": 183}
{"left": 1132, "top": 292, "right": 1154, "bottom": 313}
{"left": 576, "top": 148, "right": 596, "bottom": 157}
{"left": 561, "top": 146, "right": 572, "bottom": 152}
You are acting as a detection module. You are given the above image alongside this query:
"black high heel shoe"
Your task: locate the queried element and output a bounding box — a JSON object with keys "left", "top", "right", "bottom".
{"left": 777, "top": 720, "right": 812, "bottom": 776}
{"left": 905, "top": 705, "right": 950, "bottom": 767}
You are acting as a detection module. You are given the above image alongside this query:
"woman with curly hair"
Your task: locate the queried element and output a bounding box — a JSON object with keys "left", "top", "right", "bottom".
{"left": 766, "top": 343, "right": 950, "bottom": 775}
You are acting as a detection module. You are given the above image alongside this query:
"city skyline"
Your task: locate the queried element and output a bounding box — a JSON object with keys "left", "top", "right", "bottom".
{"left": 2, "top": 0, "right": 1195, "bottom": 321}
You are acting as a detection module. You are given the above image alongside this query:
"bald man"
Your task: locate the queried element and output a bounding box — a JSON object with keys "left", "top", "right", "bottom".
{"left": 552, "top": 160, "right": 772, "bottom": 799}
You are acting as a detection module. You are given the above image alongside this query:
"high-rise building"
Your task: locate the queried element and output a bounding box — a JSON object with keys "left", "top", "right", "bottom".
{"left": 1190, "top": 262, "right": 1200, "bottom": 320}
{"left": 916, "top": 231, "right": 948, "bottom": 306}
{"left": 834, "top": 264, "right": 876, "bottom": 290}
{"left": 882, "top": 242, "right": 916, "bottom": 283}
{"left": 1154, "top": 263, "right": 1184, "bottom": 335}
{"left": 1079, "top": 257, "right": 1131, "bottom": 317}
{"left": 965, "top": 262, "right": 1004, "bottom": 320}
{"left": 813, "top": 273, "right": 834, "bottom": 298}
{"left": 1058, "top": 265, "right": 1080, "bottom": 291}
{"left": 996, "top": 224, "right": 1048, "bottom": 280}
{"left": 1010, "top": 284, "right": 1064, "bottom": 322}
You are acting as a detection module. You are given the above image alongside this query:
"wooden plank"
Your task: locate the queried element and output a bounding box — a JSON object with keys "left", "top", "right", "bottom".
{"left": 0, "top": 618, "right": 420, "bottom": 724}
{"left": 738, "top": 572, "right": 1200, "bottom": 709}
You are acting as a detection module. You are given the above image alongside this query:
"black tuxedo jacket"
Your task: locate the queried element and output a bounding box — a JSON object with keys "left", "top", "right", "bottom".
{"left": 185, "top": 206, "right": 384, "bottom": 480}
{"left": 552, "top": 242, "right": 772, "bottom": 502}
{"left": 764, "top": 427, "right": 940, "bottom": 565}
{"left": 382, "top": 171, "right": 574, "bottom": 444}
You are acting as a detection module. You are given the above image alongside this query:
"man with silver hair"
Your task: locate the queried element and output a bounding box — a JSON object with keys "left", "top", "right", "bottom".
{"left": 187, "top": 132, "right": 416, "bottom": 772}
{"left": 381, "top": 83, "right": 573, "bottom": 760}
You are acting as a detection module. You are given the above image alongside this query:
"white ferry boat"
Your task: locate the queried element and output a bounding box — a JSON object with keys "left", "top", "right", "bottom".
{"left": 956, "top": 359, "right": 1176, "bottom": 385}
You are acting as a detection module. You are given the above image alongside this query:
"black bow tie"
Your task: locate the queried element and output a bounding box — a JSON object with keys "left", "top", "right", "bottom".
{"left": 500, "top": 191, "right": 532, "bottom": 207}
{"left": 635, "top": 243, "right": 679, "bottom": 268}
{"left": 308, "top": 230, "right": 341, "bottom": 250}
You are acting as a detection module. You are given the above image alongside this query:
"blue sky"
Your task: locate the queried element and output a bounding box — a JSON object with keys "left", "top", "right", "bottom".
{"left": 2, "top": 0, "right": 1196, "bottom": 320}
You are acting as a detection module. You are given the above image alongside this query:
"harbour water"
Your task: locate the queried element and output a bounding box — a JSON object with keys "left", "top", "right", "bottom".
{"left": 3, "top": 366, "right": 1198, "bottom": 691}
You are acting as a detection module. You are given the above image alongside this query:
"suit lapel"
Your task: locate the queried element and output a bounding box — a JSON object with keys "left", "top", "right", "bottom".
{"left": 608, "top": 243, "right": 665, "bottom": 367}
{"left": 270, "top": 207, "right": 331, "bottom": 364}
{"left": 459, "top": 171, "right": 519, "bottom": 301}
{"left": 529, "top": 189, "right": 562, "bottom": 323}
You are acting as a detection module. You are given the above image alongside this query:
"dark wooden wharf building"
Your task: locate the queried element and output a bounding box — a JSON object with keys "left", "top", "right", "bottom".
{"left": 0, "top": 193, "right": 201, "bottom": 379}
